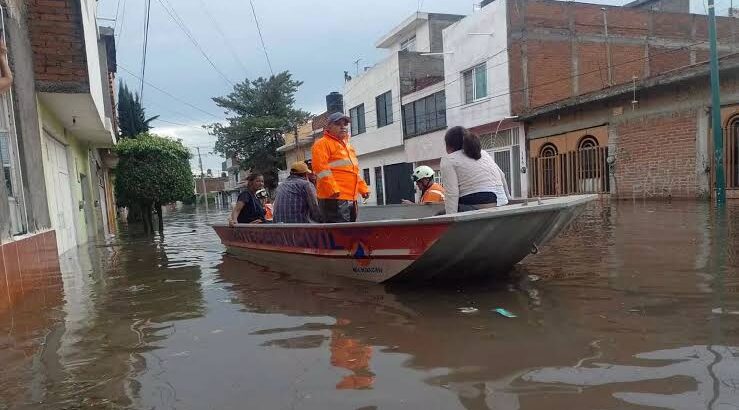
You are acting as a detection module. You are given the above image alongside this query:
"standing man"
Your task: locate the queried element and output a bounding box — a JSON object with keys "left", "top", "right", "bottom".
{"left": 312, "top": 112, "right": 370, "bottom": 223}
{"left": 273, "top": 161, "right": 322, "bottom": 223}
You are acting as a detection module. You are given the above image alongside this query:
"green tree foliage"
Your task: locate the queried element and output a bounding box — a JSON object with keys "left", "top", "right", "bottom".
{"left": 114, "top": 133, "right": 193, "bottom": 233}
{"left": 118, "top": 82, "right": 159, "bottom": 138}
{"left": 208, "top": 72, "right": 310, "bottom": 188}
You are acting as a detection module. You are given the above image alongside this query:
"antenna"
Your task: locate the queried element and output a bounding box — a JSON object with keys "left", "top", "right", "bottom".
{"left": 353, "top": 59, "right": 362, "bottom": 76}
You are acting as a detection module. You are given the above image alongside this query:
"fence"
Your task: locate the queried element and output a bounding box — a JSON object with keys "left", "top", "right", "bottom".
{"left": 529, "top": 146, "right": 610, "bottom": 197}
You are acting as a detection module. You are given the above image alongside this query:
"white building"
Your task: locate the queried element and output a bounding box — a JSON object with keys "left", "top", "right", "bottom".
{"left": 343, "top": 12, "right": 463, "bottom": 205}
{"left": 442, "top": 0, "right": 528, "bottom": 198}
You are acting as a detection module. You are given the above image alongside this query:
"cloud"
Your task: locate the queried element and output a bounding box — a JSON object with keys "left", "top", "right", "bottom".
{"left": 151, "top": 122, "right": 225, "bottom": 173}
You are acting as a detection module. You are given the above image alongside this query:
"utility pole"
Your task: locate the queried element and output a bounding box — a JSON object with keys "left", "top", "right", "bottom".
{"left": 294, "top": 125, "right": 302, "bottom": 161}
{"left": 601, "top": 8, "right": 613, "bottom": 86}
{"left": 196, "top": 147, "right": 209, "bottom": 212}
{"left": 708, "top": 0, "right": 726, "bottom": 204}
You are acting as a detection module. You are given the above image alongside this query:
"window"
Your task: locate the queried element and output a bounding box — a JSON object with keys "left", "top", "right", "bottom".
{"left": 375, "top": 91, "right": 393, "bottom": 128}
{"left": 363, "top": 168, "right": 371, "bottom": 185}
{"left": 463, "top": 63, "right": 488, "bottom": 104}
{"left": 0, "top": 85, "right": 26, "bottom": 235}
{"left": 374, "top": 167, "right": 384, "bottom": 205}
{"left": 402, "top": 91, "right": 447, "bottom": 138}
{"left": 400, "top": 36, "right": 416, "bottom": 52}
{"left": 350, "top": 104, "right": 365, "bottom": 135}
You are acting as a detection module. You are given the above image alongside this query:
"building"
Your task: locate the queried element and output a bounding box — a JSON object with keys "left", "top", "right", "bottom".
{"left": 497, "top": 0, "right": 738, "bottom": 198}
{"left": 521, "top": 53, "right": 739, "bottom": 200}
{"left": 221, "top": 156, "right": 246, "bottom": 204}
{"left": 343, "top": 12, "right": 463, "bottom": 205}
{"left": 442, "top": 0, "right": 528, "bottom": 198}
{"left": 29, "top": 0, "right": 118, "bottom": 253}
{"left": 1, "top": 0, "right": 118, "bottom": 313}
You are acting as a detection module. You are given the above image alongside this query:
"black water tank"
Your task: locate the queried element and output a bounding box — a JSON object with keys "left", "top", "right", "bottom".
{"left": 326, "top": 92, "right": 343, "bottom": 114}
{"left": 481, "top": 0, "right": 495, "bottom": 7}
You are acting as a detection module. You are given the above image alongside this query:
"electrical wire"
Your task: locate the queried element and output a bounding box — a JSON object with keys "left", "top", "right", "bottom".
{"left": 196, "top": 0, "right": 250, "bottom": 74}
{"left": 248, "top": 0, "right": 274, "bottom": 76}
{"left": 139, "top": 0, "right": 152, "bottom": 99}
{"left": 118, "top": 64, "right": 223, "bottom": 120}
{"left": 155, "top": 0, "right": 235, "bottom": 87}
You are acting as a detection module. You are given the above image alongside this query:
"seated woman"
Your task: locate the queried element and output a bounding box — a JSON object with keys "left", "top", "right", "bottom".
{"left": 440, "top": 126, "right": 510, "bottom": 214}
{"left": 228, "top": 173, "right": 266, "bottom": 225}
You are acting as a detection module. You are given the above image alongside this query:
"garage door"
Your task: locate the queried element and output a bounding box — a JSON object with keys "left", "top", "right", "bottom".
{"left": 45, "top": 133, "right": 77, "bottom": 254}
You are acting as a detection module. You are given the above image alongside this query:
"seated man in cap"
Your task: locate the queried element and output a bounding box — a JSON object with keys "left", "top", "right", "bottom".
{"left": 273, "top": 161, "right": 323, "bottom": 224}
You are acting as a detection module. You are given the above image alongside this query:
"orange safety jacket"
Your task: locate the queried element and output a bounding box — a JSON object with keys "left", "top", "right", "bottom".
{"left": 420, "top": 182, "right": 445, "bottom": 204}
{"left": 311, "top": 132, "right": 370, "bottom": 200}
{"left": 264, "top": 203, "right": 273, "bottom": 221}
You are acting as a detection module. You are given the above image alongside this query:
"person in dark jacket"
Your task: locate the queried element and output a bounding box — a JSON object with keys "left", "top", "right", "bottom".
{"left": 228, "top": 173, "right": 266, "bottom": 225}
{"left": 273, "top": 162, "right": 322, "bottom": 223}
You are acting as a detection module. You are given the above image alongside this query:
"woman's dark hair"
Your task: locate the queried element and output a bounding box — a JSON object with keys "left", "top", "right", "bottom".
{"left": 246, "top": 173, "right": 263, "bottom": 182}
{"left": 445, "top": 126, "right": 482, "bottom": 160}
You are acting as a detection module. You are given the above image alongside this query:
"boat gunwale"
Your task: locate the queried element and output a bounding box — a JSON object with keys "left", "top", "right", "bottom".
{"left": 212, "top": 194, "right": 597, "bottom": 230}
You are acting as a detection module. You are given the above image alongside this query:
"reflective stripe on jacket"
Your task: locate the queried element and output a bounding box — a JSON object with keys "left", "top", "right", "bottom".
{"left": 420, "top": 182, "right": 445, "bottom": 204}
{"left": 311, "top": 132, "right": 370, "bottom": 200}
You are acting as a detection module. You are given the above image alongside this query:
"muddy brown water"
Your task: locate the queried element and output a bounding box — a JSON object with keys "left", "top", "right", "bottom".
{"left": 1, "top": 200, "right": 738, "bottom": 409}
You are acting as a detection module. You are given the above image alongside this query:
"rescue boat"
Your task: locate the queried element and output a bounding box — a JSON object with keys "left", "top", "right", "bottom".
{"left": 212, "top": 194, "right": 597, "bottom": 283}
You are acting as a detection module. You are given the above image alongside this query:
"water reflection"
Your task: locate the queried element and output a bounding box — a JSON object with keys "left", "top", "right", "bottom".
{"left": 0, "top": 202, "right": 737, "bottom": 409}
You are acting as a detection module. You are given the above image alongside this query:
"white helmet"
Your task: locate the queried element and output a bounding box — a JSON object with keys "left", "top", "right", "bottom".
{"left": 412, "top": 165, "right": 435, "bottom": 182}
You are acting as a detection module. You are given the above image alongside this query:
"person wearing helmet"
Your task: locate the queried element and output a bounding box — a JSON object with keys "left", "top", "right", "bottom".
{"left": 255, "top": 188, "right": 273, "bottom": 222}
{"left": 402, "top": 165, "right": 445, "bottom": 205}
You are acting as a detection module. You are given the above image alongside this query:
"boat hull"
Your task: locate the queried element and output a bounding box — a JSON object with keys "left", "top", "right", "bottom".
{"left": 213, "top": 195, "right": 596, "bottom": 283}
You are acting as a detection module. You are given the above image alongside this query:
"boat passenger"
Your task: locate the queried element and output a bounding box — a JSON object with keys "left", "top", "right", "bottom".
{"left": 312, "top": 112, "right": 370, "bottom": 223}
{"left": 255, "top": 189, "right": 273, "bottom": 222}
{"left": 228, "top": 173, "right": 266, "bottom": 225}
{"left": 272, "top": 161, "right": 323, "bottom": 224}
{"left": 441, "top": 126, "right": 510, "bottom": 214}
{"left": 401, "top": 166, "right": 445, "bottom": 205}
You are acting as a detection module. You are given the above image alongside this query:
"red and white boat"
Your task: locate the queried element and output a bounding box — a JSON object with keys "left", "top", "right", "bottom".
{"left": 212, "top": 195, "right": 596, "bottom": 283}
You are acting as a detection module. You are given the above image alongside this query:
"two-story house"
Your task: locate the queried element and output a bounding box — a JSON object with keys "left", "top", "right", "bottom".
{"left": 343, "top": 12, "right": 463, "bottom": 205}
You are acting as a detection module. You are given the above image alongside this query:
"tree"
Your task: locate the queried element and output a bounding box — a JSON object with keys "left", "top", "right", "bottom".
{"left": 118, "top": 82, "right": 159, "bottom": 138}
{"left": 208, "top": 72, "right": 310, "bottom": 189}
{"left": 114, "top": 133, "right": 193, "bottom": 233}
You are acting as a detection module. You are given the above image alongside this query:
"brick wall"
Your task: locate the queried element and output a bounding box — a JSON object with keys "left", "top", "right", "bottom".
{"left": 27, "top": 0, "right": 89, "bottom": 90}
{"left": 507, "top": 0, "right": 739, "bottom": 112}
{"left": 195, "top": 177, "right": 228, "bottom": 194}
{"left": 614, "top": 110, "right": 700, "bottom": 199}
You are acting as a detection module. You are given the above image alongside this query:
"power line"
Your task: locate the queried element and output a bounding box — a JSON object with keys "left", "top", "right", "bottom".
{"left": 113, "top": 0, "right": 122, "bottom": 31}
{"left": 248, "top": 0, "right": 274, "bottom": 76}
{"left": 196, "top": 0, "right": 250, "bottom": 74}
{"left": 116, "top": 0, "right": 128, "bottom": 41}
{"left": 140, "top": 0, "right": 152, "bottom": 99}
{"left": 155, "top": 0, "right": 235, "bottom": 87}
{"left": 118, "top": 64, "right": 223, "bottom": 120}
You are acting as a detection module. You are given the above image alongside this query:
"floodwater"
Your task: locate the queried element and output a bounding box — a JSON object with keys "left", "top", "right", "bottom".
{"left": 1, "top": 200, "right": 738, "bottom": 410}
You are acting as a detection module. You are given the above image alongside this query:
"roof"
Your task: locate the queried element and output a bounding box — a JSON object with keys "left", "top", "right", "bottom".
{"left": 375, "top": 12, "right": 465, "bottom": 49}
{"left": 520, "top": 53, "right": 739, "bottom": 120}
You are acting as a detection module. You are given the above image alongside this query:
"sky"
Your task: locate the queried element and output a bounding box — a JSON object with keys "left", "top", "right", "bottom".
{"left": 95, "top": 0, "right": 731, "bottom": 173}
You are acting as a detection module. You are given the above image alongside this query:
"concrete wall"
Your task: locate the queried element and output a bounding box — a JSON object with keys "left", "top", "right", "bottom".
{"left": 507, "top": 0, "right": 739, "bottom": 113}
{"left": 398, "top": 52, "right": 444, "bottom": 96}
{"left": 39, "top": 102, "right": 96, "bottom": 243}
{"left": 5, "top": 5, "right": 51, "bottom": 233}
{"left": 79, "top": 0, "right": 104, "bottom": 123}
{"left": 444, "top": 0, "right": 511, "bottom": 130}
{"left": 343, "top": 53, "right": 403, "bottom": 156}
{"left": 525, "top": 66, "right": 739, "bottom": 199}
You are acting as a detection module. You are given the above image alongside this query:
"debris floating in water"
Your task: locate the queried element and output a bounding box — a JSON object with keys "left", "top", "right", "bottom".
{"left": 528, "top": 274, "right": 541, "bottom": 282}
{"left": 493, "top": 308, "right": 517, "bottom": 318}
{"left": 711, "top": 308, "right": 739, "bottom": 315}
{"left": 458, "top": 307, "right": 479, "bottom": 314}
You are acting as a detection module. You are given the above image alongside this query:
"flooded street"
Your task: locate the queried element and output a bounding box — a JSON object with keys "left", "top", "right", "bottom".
{"left": 1, "top": 201, "right": 738, "bottom": 410}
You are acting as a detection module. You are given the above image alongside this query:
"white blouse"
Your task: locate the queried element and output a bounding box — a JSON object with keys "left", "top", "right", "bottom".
{"left": 441, "top": 150, "right": 509, "bottom": 214}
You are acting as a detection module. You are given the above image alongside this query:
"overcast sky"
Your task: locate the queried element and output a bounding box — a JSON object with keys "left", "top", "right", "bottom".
{"left": 96, "top": 0, "right": 724, "bottom": 173}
